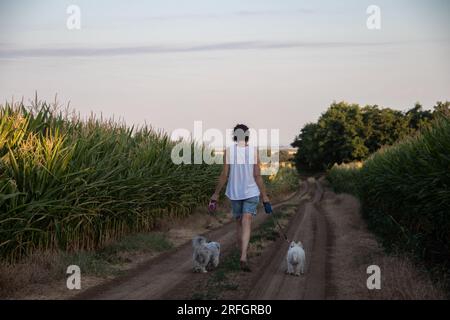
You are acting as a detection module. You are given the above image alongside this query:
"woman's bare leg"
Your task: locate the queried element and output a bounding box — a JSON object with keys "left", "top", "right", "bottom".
{"left": 240, "top": 214, "right": 252, "bottom": 262}
{"left": 236, "top": 218, "right": 242, "bottom": 249}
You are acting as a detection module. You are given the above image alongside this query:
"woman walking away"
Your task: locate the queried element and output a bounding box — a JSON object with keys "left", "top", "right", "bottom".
{"left": 210, "top": 124, "right": 270, "bottom": 272}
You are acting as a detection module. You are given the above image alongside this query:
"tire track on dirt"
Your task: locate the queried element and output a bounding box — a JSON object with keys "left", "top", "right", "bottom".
{"left": 245, "top": 178, "right": 328, "bottom": 300}
{"left": 74, "top": 186, "right": 305, "bottom": 300}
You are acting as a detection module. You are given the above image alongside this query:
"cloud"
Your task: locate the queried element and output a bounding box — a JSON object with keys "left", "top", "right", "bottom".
{"left": 144, "top": 13, "right": 221, "bottom": 21}
{"left": 0, "top": 40, "right": 401, "bottom": 59}
{"left": 233, "top": 8, "right": 316, "bottom": 16}
{"left": 143, "top": 8, "right": 315, "bottom": 21}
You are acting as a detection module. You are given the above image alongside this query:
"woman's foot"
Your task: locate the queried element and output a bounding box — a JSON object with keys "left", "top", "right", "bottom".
{"left": 240, "top": 260, "right": 251, "bottom": 272}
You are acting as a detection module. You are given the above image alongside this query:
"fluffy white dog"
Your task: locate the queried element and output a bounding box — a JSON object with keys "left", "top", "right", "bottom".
{"left": 192, "top": 236, "right": 220, "bottom": 273}
{"left": 286, "top": 241, "right": 305, "bottom": 276}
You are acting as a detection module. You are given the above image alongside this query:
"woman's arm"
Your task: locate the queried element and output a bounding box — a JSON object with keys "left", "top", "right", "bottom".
{"left": 211, "top": 150, "right": 229, "bottom": 201}
{"left": 254, "top": 151, "right": 270, "bottom": 202}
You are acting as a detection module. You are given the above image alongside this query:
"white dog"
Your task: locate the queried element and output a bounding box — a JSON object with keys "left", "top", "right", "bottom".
{"left": 286, "top": 241, "right": 305, "bottom": 276}
{"left": 192, "top": 236, "right": 220, "bottom": 273}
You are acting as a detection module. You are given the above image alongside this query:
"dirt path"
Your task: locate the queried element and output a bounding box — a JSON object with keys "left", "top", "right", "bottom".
{"left": 243, "top": 177, "right": 328, "bottom": 300}
{"left": 74, "top": 187, "right": 304, "bottom": 300}
{"left": 74, "top": 178, "right": 445, "bottom": 300}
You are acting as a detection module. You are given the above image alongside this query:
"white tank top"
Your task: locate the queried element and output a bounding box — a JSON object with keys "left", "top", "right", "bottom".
{"left": 225, "top": 144, "right": 260, "bottom": 200}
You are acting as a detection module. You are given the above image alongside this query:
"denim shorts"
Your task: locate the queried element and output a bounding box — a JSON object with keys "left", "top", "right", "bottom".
{"left": 231, "top": 196, "right": 260, "bottom": 219}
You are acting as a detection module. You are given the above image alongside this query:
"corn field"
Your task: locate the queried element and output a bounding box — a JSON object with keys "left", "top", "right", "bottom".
{"left": 327, "top": 115, "right": 450, "bottom": 275}
{"left": 264, "top": 167, "right": 299, "bottom": 195}
{"left": 0, "top": 100, "right": 221, "bottom": 261}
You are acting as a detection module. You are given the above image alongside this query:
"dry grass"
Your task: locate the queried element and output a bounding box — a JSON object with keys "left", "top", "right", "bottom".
{"left": 0, "top": 251, "right": 107, "bottom": 300}
{"left": 322, "top": 192, "right": 446, "bottom": 300}
{"left": 0, "top": 252, "right": 60, "bottom": 298}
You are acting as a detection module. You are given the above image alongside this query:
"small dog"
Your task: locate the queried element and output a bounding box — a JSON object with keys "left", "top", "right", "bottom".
{"left": 192, "top": 236, "right": 220, "bottom": 273}
{"left": 286, "top": 241, "right": 306, "bottom": 276}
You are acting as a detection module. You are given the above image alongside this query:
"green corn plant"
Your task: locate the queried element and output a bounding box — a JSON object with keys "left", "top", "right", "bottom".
{"left": 327, "top": 115, "right": 450, "bottom": 276}
{"left": 0, "top": 100, "right": 221, "bottom": 261}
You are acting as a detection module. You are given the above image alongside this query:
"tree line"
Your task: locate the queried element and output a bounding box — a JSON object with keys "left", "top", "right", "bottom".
{"left": 291, "top": 101, "right": 450, "bottom": 172}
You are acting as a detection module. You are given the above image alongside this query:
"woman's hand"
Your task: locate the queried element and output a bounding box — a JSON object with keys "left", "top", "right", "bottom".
{"left": 262, "top": 194, "right": 270, "bottom": 203}
{"left": 211, "top": 193, "right": 219, "bottom": 202}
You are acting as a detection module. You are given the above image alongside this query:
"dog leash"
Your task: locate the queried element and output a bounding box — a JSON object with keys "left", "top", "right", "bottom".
{"left": 264, "top": 202, "right": 290, "bottom": 244}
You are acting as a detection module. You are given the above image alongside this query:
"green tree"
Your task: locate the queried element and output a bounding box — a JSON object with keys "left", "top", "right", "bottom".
{"left": 433, "top": 101, "right": 450, "bottom": 117}
{"left": 292, "top": 123, "right": 322, "bottom": 171}
{"left": 362, "top": 105, "right": 409, "bottom": 154}
{"left": 292, "top": 101, "right": 449, "bottom": 172}
{"left": 316, "top": 102, "right": 368, "bottom": 166}
{"left": 406, "top": 103, "right": 433, "bottom": 131}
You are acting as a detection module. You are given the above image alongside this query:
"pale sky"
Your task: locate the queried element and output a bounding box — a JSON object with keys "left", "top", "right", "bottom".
{"left": 0, "top": 0, "right": 449, "bottom": 145}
